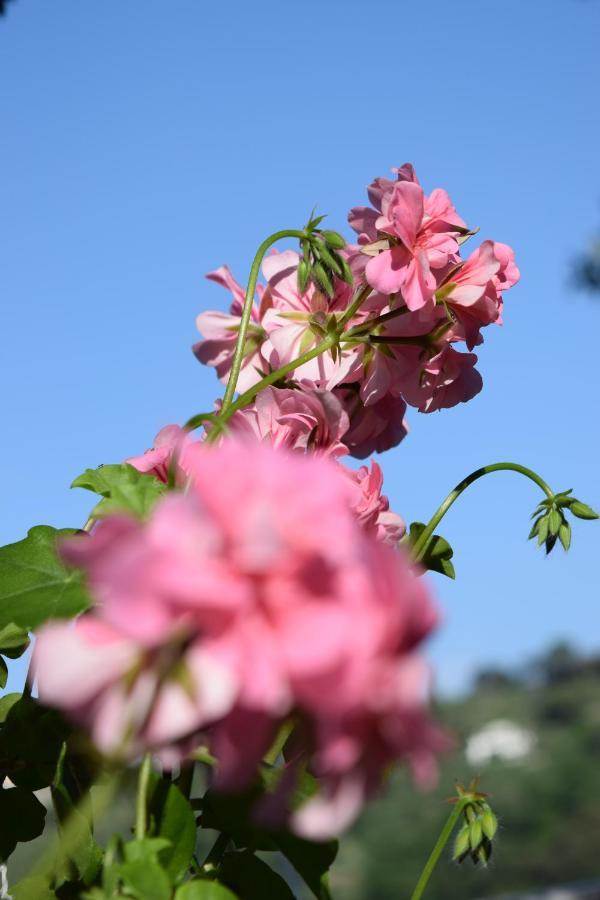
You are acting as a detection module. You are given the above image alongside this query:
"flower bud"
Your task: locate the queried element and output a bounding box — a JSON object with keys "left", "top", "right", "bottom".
{"left": 320, "top": 230, "right": 346, "bottom": 249}
{"left": 569, "top": 500, "right": 599, "bottom": 520}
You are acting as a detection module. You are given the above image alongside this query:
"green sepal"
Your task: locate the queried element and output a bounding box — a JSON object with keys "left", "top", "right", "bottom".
{"left": 405, "top": 522, "right": 456, "bottom": 579}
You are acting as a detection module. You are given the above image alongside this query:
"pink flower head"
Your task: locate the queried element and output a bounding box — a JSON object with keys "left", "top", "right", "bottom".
{"left": 126, "top": 424, "right": 192, "bottom": 483}
{"left": 193, "top": 266, "right": 269, "bottom": 393}
{"left": 260, "top": 251, "right": 363, "bottom": 389}
{"left": 349, "top": 165, "right": 467, "bottom": 311}
{"left": 436, "top": 240, "right": 520, "bottom": 349}
{"left": 225, "top": 385, "right": 350, "bottom": 458}
{"left": 342, "top": 460, "right": 406, "bottom": 545}
{"left": 335, "top": 387, "right": 409, "bottom": 459}
{"left": 399, "top": 345, "right": 483, "bottom": 413}
{"left": 35, "top": 441, "right": 442, "bottom": 834}
{"left": 34, "top": 616, "right": 236, "bottom": 759}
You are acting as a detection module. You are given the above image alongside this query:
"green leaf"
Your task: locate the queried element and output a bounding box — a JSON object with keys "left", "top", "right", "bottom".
{"left": 12, "top": 876, "right": 56, "bottom": 900}
{"left": 175, "top": 881, "right": 239, "bottom": 900}
{"left": 569, "top": 500, "right": 599, "bottom": 520}
{"left": 123, "top": 837, "right": 173, "bottom": 863}
{"left": 0, "top": 692, "right": 21, "bottom": 723}
{"left": 0, "top": 786, "right": 46, "bottom": 860}
{"left": 220, "top": 850, "right": 294, "bottom": 899}
{"left": 0, "top": 623, "right": 30, "bottom": 658}
{"left": 71, "top": 463, "right": 166, "bottom": 519}
{"left": 0, "top": 696, "right": 69, "bottom": 790}
{"left": 116, "top": 859, "right": 172, "bottom": 900}
{"left": 0, "top": 526, "right": 90, "bottom": 631}
{"left": 275, "top": 832, "right": 338, "bottom": 900}
{"left": 0, "top": 657, "right": 7, "bottom": 689}
{"left": 147, "top": 774, "right": 197, "bottom": 881}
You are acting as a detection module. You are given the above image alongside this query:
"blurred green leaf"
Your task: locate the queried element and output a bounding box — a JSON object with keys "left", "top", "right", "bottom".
{"left": 220, "top": 850, "right": 295, "bottom": 899}
{"left": 175, "top": 881, "right": 239, "bottom": 899}
{"left": 0, "top": 786, "right": 46, "bottom": 860}
{"left": 147, "top": 774, "right": 197, "bottom": 881}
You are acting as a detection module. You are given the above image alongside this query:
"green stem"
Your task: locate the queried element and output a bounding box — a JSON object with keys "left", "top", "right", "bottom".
{"left": 135, "top": 753, "right": 152, "bottom": 840}
{"left": 410, "top": 799, "right": 467, "bottom": 900}
{"left": 176, "top": 761, "right": 195, "bottom": 799}
{"left": 412, "top": 462, "right": 555, "bottom": 563}
{"left": 203, "top": 333, "right": 337, "bottom": 439}
{"left": 219, "top": 229, "right": 310, "bottom": 415}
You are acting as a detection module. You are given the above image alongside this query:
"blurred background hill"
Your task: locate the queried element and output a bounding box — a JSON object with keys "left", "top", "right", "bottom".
{"left": 331, "top": 642, "right": 600, "bottom": 899}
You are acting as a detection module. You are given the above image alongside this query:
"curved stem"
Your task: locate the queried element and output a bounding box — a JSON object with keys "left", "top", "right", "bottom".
{"left": 412, "top": 462, "right": 555, "bottom": 563}
{"left": 409, "top": 799, "right": 467, "bottom": 900}
{"left": 204, "top": 333, "right": 336, "bottom": 440}
{"left": 219, "top": 229, "right": 309, "bottom": 415}
{"left": 135, "top": 753, "right": 152, "bottom": 840}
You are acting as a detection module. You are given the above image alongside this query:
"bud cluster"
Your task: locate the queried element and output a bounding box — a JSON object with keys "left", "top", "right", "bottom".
{"left": 529, "top": 490, "right": 598, "bottom": 554}
{"left": 452, "top": 784, "right": 498, "bottom": 868}
{"left": 298, "top": 214, "right": 353, "bottom": 298}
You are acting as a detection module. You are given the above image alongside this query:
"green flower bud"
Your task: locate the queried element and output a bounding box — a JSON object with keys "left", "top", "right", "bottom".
{"left": 559, "top": 521, "right": 572, "bottom": 551}
{"left": 481, "top": 807, "right": 498, "bottom": 840}
{"left": 548, "top": 509, "right": 561, "bottom": 535}
{"left": 314, "top": 263, "right": 334, "bottom": 298}
{"left": 569, "top": 500, "right": 599, "bottom": 520}
{"left": 452, "top": 826, "right": 470, "bottom": 861}
{"left": 320, "top": 229, "right": 346, "bottom": 249}
{"left": 297, "top": 259, "right": 310, "bottom": 294}
{"left": 469, "top": 819, "right": 483, "bottom": 850}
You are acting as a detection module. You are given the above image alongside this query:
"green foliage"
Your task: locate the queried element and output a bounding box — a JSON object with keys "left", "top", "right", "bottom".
{"left": 71, "top": 463, "right": 166, "bottom": 520}
{"left": 0, "top": 786, "right": 46, "bottom": 861}
{"left": 146, "top": 774, "right": 197, "bottom": 881}
{"left": 0, "top": 526, "right": 89, "bottom": 631}
{"left": 220, "top": 850, "right": 295, "bottom": 899}
{"left": 175, "top": 882, "right": 239, "bottom": 899}
{"left": 201, "top": 769, "right": 338, "bottom": 899}
{"left": 0, "top": 695, "right": 69, "bottom": 790}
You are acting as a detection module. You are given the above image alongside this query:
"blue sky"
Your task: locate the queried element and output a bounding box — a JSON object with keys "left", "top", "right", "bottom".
{"left": 1, "top": 0, "right": 599, "bottom": 694}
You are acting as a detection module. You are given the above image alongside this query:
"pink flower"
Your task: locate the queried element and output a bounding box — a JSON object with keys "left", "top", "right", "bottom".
{"left": 34, "top": 616, "right": 236, "bottom": 758}
{"left": 335, "top": 388, "right": 409, "bottom": 459}
{"left": 342, "top": 460, "right": 406, "bottom": 545}
{"left": 436, "top": 240, "right": 520, "bottom": 349}
{"left": 125, "top": 424, "right": 191, "bottom": 483}
{"left": 193, "top": 266, "right": 269, "bottom": 393}
{"left": 260, "top": 251, "right": 364, "bottom": 388}
{"left": 398, "top": 345, "right": 483, "bottom": 413}
{"left": 349, "top": 165, "right": 467, "bottom": 311}
{"left": 35, "top": 442, "right": 442, "bottom": 834}
{"left": 225, "top": 385, "right": 350, "bottom": 458}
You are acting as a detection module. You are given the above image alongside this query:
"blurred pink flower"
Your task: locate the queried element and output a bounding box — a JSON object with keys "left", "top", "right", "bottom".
{"left": 35, "top": 442, "right": 442, "bottom": 835}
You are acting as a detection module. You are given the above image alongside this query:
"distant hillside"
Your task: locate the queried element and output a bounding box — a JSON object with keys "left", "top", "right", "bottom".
{"left": 331, "top": 643, "right": 600, "bottom": 899}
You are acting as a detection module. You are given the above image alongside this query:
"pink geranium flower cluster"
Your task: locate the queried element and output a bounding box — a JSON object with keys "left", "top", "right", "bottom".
{"left": 194, "top": 163, "right": 518, "bottom": 454}
{"left": 35, "top": 442, "right": 443, "bottom": 837}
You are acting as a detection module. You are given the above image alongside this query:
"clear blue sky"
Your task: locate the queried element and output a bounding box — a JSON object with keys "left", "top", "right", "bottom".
{"left": 1, "top": 0, "right": 599, "bottom": 694}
